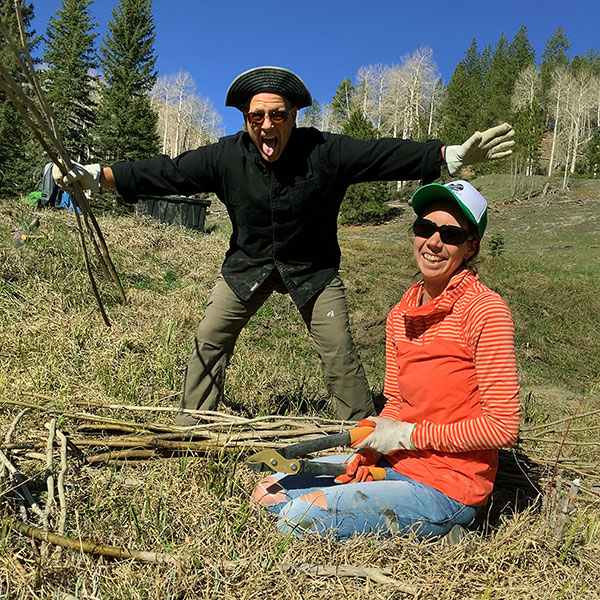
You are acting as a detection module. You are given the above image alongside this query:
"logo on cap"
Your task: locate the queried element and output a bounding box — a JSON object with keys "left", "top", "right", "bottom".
{"left": 447, "top": 183, "right": 464, "bottom": 192}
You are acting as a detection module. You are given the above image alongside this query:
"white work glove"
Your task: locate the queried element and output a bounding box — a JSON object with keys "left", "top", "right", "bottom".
{"left": 445, "top": 123, "right": 515, "bottom": 176}
{"left": 354, "top": 416, "right": 417, "bottom": 455}
{"left": 52, "top": 162, "right": 102, "bottom": 193}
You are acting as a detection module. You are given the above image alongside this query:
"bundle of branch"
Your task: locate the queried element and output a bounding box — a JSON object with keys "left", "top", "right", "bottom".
{"left": 0, "top": 2, "right": 126, "bottom": 326}
{"left": 2, "top": 414, "right": 175, "bottom": 564}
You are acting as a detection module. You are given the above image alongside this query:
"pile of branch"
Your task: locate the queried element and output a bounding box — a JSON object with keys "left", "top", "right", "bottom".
{"left": 1, "top": 395, "right": 353, "bottom": 463}
{"left": 0, "top": 409, "right": 176, "bottom": 565}
{"left": 0, "top": 2, "right": 125, "bottom": 325}
{"left": 1, "top": 398, "right": 596, "bottom": 573}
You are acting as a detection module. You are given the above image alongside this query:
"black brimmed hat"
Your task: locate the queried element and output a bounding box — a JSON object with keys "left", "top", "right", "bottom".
{"left": 225, "top": 66, "right": 312, "bottom": 109}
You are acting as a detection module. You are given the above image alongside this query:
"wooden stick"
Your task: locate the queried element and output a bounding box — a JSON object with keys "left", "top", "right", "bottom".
{"left": 55, "top": 430, "right": 69, "bottom": 535}
{"left": 0, "top": 8, "right": 126, "bottom": 319}
{"left": 85, "top": 449, "right": 159, "bottom": 464}
{"left": 41, "top": 420, "right": 57, "bottom": 539}
{"left": 0, "top": 398, "right": 351, "bottom": 438}
{"left": 6, "top": 519, "right": 176, "bottom": 564}
{"left": 0, "top": 65, "right": 111, "bottom": 326}
{"left": 520, "top": 437, "right": 600, "bottom": 447}
{"left": 546, "top": 397, "right": 586, "bottom": 517}
{"left": 3, "top": 409, "right": 27, "bottom": 444}
{"left": 12, "top": 1, "right": 61, "bottom": 140}
{"left": 0, "top": 449, "right": 43, "bottom": 518}
{"left": 522, "top": 409, "right": 600, "bottom": 433}
{"left": 552, "top": 478, "right": 581, "bottom": 544}
{"left": 0, "top": 400, "right": 174, "bottom": 432}
{"left": 15, "top": 0, "right": 126, "bottom": 306}
{"left": 16, "top": 394, "right": 351, "bottom": 428}
{"left": 277, "top": 562, "right": 416, "bottom": 591}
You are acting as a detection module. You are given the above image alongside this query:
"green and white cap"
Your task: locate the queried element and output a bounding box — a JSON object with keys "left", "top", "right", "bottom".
{"left": 411, "top": 180, "right": 488, "bottom": 239}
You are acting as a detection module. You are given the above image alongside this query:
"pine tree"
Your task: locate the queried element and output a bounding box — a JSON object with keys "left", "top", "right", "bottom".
{"left": 95, "top": 0, "right": 159, "bottom": 163}
{"left": 331, "top": 78, "right": 354, "bottom": 119}
{"left": 540, "top": 27, "right": 570, "bottom": 120}
{"left": 513, "top": 100, "right": 545, "bottom": 177}
{"left": 511, "top": 64, "right": 544, "bottom": 178}
{"left": 43, "top": 0, "right": 98, "bottom": 162}
{"left": 0, "top": 0, "right": 42, "bottom": 199}
{"left": 439, "top": 39, "right": 485, "bottom": 144}
{"left": 339, "top": 110, "right": 390, "bottom": 225}
{"left": 509, "top": 26, "right": 535, "bottom": 76}
{"left": 481, "top": 33, "right": 513, "bottom": 126}
{"left": 298, "top": 99, "right": 322, "bottom": 128}
{"left": 328, "top": 78, "right": 355, "bottom": 132}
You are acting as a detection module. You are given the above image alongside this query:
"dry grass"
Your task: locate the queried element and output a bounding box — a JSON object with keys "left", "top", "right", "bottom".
{"left": 1, "top": 187, "right": 599, "bottom": 599}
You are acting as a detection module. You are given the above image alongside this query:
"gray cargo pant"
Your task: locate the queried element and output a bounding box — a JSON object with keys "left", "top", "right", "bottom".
{"left": 175, "top": 272, "right": 374, "bottom": 424}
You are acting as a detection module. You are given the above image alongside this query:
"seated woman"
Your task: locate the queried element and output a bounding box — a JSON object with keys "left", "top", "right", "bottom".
{"left": 252, "top": 180, "right": 521, "bottom": 541}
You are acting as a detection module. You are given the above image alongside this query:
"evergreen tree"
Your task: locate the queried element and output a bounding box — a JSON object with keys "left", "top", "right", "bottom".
{"left": 583, "top": 49, "right": 600, "bottom": 76}
{"left": 328, "top": 78, "right": 354, "bottom": 132}
{"left": 298, "top": 99, "right": 322, "bottom": 128}
{"left": 510, "top": 62, "right": 544, "bottom": 178}
{"left": 0, "top": 1, "right": 42, "bottom": 199}
{"left": 509, "top": 26, "right": 535, "bottom": 76}
{"left": 439, "top": 39, "right": 485, "bottom": 144}
{"left": 331, "top": 78, "right": 354, "bottom": 119}
{"left": 513, "top": 98, "right": 544, "bottom": 176}
{"left": 481, "top": 33, "right": 513, "bottom": 126}
{"left": 507, "top": 27, "right": 539, "bottom": 176}
{"left": 43, "top": 0, "right": 98, "bottom": 162}
{"left": 95, "top": 0, "right": 159, "bottom": 163}
{"left": 540, "top": 26, "right": 570, "bottom": 118}
{"left": 339, "top": 110, "right": 390, "bottom": 225}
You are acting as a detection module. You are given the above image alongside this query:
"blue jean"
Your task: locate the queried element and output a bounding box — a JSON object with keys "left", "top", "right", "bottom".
{"left": 255, "top": 455, "right": 479, "bottom": 541}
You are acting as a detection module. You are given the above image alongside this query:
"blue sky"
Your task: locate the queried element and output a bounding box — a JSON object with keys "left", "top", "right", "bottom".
{"left": 32, "top": 0, "right": 599, "bottom": 136}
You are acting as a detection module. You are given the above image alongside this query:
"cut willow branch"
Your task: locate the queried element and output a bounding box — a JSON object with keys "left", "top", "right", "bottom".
{"left": 7, "top": 519, "right": 176, "bottom": 564}
{"left": 522, "top": 409, "right": 600, "bottom": 433}
{"left": 55, "top": 429, "right": 69, "bottom": 535}
{"left": 0, "top": 5, "right": 126, "bottom": 324}
{"left": 41, "top": 420, "right": 56, "bottom": 538}
{"left": 0, "top": 449, "right": 43, "bottom": 518}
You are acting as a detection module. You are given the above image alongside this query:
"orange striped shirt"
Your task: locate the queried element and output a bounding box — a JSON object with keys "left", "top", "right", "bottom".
{"left": 380, "top": 269, "right": 520, "bottom": 505}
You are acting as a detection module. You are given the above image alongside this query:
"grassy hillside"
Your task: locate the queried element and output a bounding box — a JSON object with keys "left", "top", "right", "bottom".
{"left": 0, "top": 175, "right": 599, "bottom": 599}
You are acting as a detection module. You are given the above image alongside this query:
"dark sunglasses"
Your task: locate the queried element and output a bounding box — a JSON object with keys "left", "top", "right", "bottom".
{"left": 412, "top": 218, "right": 474, "bottom": 245}
{"left": 245, "top": 108, "right": 291, "bottom": 126}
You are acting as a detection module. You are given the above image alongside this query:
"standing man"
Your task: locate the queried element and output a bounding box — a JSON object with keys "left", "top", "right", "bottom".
{"left": 54, "top": 66, "right": 514, "bottom": 425}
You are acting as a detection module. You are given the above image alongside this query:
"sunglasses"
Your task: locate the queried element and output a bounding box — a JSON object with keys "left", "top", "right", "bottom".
{"left": 412, "top": 218, "right": 474, "bottom": 245}
{"left": 245, "top": 109, "right": 291, "bottom": 126}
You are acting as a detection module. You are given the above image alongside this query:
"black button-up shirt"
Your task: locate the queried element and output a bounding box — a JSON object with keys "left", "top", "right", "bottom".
{"left": 112, "top": 127, "right": 443, "bottom": 307}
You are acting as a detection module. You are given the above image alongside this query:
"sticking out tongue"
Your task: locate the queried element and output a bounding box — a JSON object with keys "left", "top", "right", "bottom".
{"left": 262, "top": 137, "right": 278, "bottom": 158}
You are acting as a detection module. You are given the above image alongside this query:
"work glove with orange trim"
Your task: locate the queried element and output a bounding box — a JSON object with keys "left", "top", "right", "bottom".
{"left": 334, "top": 450, "right": 380, "bottom": 484}
{"left": 353, "top": 416, "right": 417, "bottom": 455}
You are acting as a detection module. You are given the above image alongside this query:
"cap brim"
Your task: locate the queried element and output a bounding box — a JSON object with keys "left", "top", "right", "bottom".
{"left": 411, "top": 183, "right": 484, "bottom": 237}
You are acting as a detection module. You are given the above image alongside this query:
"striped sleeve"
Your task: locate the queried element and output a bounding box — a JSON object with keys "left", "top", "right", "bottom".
{"left": 414, "top": 293, "right": 520, "bottom": 452}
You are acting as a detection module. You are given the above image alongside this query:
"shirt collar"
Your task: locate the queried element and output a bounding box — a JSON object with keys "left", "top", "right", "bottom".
{"left": 403, "top": 269, "right": 477, "bottom": 318}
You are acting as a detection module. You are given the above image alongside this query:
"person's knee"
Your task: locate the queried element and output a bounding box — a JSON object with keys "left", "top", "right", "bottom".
{"left": 276, "top": 489, "right": 329, "bottom": 536}
{"left": 252, "top": 476, "right": 287, "bottom": 507}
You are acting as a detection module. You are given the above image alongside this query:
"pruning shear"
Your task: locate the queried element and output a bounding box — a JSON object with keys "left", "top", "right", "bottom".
{"left": 246, "top": 425, "right": 386, "bottom": 480}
